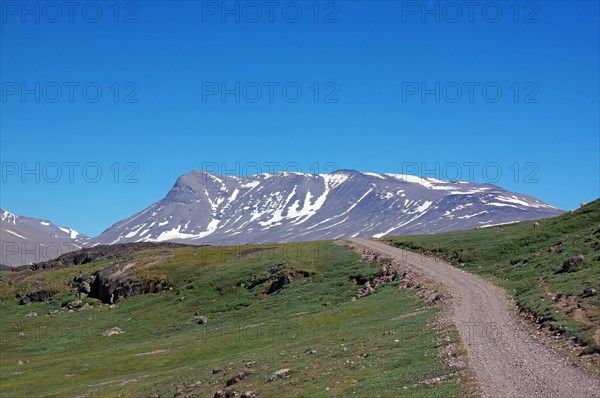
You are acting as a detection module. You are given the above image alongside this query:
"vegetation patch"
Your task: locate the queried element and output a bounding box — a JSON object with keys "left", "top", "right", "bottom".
{"left": 386, "top": 199, "right": 600, "bottom": 362}
{"left": 0, "top": 241, "right": 466, "bottom": 397}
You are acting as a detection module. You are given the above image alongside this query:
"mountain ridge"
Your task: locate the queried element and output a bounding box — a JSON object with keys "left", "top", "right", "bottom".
{"left": 92, "top": 169, "right": 563, "bottom": 246}
{"left": 0, "top": 209, "right": 88, "bottom": 267}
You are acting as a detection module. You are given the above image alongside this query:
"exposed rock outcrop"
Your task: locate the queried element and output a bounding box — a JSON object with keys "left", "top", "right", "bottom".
{"left": 89, "top": 261, "right": 171, "bottom": 304}
{"left": 17, "top": 289, "right": 57, "bottom": 305}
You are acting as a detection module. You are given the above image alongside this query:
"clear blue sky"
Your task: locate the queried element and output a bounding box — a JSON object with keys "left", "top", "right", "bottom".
{"left": 1, "top": 1, "right": 598, "bottom": 236}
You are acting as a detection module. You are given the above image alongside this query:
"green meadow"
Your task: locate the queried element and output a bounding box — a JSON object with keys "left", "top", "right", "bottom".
{"left": 0, "top": 241, "right": 464, "bottom": 397}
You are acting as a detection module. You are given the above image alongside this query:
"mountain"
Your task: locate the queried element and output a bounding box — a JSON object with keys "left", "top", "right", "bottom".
{"left": 0, "top": 209, "right": 87, "bottom": 267}
{"left": 93, "top": 170, "right": 563, "bottom": 246}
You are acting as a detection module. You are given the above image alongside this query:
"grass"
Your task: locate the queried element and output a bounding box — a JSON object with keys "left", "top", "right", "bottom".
{"left": 0, "top": 241, "right": 465, "bottom": 397}
{"left": 385, "top": 199, "right": 600, "bottom": 355}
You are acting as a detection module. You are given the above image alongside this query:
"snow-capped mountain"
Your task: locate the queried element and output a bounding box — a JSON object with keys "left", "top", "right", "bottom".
{"left": 93, "top": 170, "right": 563, "bottom": 246}
{"left": 0, "top": 209, "right": 88, "bottom": 267}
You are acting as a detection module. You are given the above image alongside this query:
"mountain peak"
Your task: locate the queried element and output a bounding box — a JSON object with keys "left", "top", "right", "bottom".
{"left": 1, "top": 209, "right": 17, "bottom": 224}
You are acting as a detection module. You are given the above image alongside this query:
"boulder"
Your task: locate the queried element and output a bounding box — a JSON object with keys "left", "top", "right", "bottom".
{"left": 226, "top": 371, "right": 250, "bottom": 386}
{"left": 18, "top": 296, "right": 31, "bottom": 305}
{"left": 267, "top": 368, "right": 290, "bottom": 382}
{"left": 101, "top": 327, "right": 124, "bottom": 337}
{"left": 89, "top": 261, "right": 171, "bottom": 304}
{"left": 28, "top": 289, "right": 56, "bottom": 302}
{"left": 67, "top": 300, "right": 83, "bottom": 309}
{"left": 558, "top": 255, "right": 585, "bottom": 273}
{"left": 214, "top": 390, "right": 238, "bottom": 398}
{"left": 18, "top": 289, "right": 56, "bottom": 305}
{"left": 80, "top": 281, "right": 91, "bottom": 294}
{"left": 266, "top": 274, "right": 290, "bottom": 295}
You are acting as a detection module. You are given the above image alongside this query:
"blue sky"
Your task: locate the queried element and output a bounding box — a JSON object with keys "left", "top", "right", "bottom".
{"left": 1, "top": 1, "right": 599, "bottom": 236}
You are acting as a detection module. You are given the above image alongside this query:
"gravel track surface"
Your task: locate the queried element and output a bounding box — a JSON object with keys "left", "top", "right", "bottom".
{"left": 349, "top": 238, "right": 600, "bottom": 398}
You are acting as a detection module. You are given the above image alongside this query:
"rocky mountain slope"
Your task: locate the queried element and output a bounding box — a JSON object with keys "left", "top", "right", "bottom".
{"left": 93, "top": 170, "right": 563, "bottom": 246}
{"left": 0, "top": 209, "right": 87, "bottom": 267}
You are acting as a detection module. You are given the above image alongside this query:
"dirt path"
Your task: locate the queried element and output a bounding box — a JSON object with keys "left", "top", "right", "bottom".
{"left": 348, "top": 238, "right": 600, "bottom": 398}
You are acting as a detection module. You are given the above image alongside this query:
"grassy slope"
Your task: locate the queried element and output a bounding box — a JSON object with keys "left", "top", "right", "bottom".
{"left": 386, "top": 199, "right": 600, "bottom": 354}
{"left": 0, "top": 241, "right": 464, "bottom": 398}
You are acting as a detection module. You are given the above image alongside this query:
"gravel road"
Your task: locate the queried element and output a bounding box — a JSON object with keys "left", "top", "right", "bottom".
{"left": 349, "top": 238, "right": 600, "bottom": 398}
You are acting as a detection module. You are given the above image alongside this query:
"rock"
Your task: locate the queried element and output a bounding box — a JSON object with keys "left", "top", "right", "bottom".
{"left": 80, "top": 281, "right": 91, "bottom": 294}
{"left": 195, "top": 316, "right": 208, "bottom": 325}
{"left": 67, "top": 300, "right": 83, "bottom": 309}
{"left": 18, "top": 289, "right": 57, "bottom": 305}
{"left": 549, "top": 241, "right": 563, "bottom": 253}
{"left": 267, "top": 368, "right": 290, "bottom": 382}
{"left": 18, "top": 296, "right": 31, "bottom": 305}
{"left": 226, "top": 371, "right": 250, "bottom": 386}
{"left": 89, "top": 260, "right": 171, "bottom": 304}
{"left": 25, "top": 311, "right": 38, "bottom": 318}
{"left": 241, "top": 392, "right": 259, "bottom": 398}
{"left": 304, "top": 349, "right": 317, "bottom": 355}
{"left": 78, "top": 303, "right": 93, "bottom": 311}
{"left": 267, "top": 274, "right": 290, "bottom": 295}
{"left": 212, "top": 368, "right": 224, "bottom": 374}
{"left": 533, "top": 222, "right": 540, "bottom": 228}
{"left": 77, "top": 292, "right": 88, "bottom": 300}
{"left": 101, "top": 327, "right": 124, "bottom": 337}
{"left": 583, "top": 288, "right": 597, "bottom": 297}
{"left": 17, "top": 360, "right": 24, "bottom": 366}
{"left": 324, "top": 301, "right": 332, "bottom": 307}
{"left": 558, "top": 255, "right": 585, "bottom": 273}
{"left": 214, "top": 389, "right": 238, "bottom": 398}
{"left": 29, "top": 289, "right": 57, "bottom": 302}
